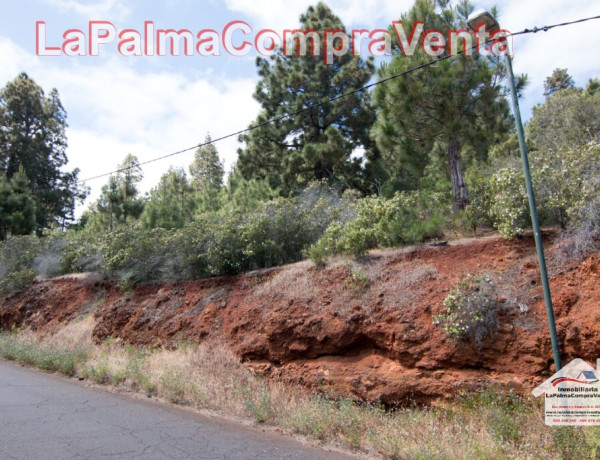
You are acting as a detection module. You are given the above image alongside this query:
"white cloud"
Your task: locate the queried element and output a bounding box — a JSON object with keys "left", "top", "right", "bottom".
{"left": 42, "top": 0, "right": 132, "bottom": 20}
{"left": 223, "top": 0, "right": 413, "bottom": 29}
{"left": 60, "top": 63, "right": 259, "bottom": 210}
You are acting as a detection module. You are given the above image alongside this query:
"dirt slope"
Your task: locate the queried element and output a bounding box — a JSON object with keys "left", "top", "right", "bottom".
{"left": 2, "top": 235, "right": 599, "bottom": 404}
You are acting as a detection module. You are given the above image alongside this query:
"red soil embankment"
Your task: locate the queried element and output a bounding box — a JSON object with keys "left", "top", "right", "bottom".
{"left": 2, "top": 235, "right": 599, "bottom": 404}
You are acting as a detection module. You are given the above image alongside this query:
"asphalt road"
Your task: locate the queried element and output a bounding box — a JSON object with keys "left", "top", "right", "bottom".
{"left": 0, "top": 360, "right": 357, "bottom": 459}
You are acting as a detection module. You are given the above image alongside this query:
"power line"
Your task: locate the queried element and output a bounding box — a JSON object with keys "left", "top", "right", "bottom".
{"left": 512, "top": 14, "right": 600, "bottom": 36}
{"left": 77, "top": 13, "right": 600, "bottom": 184}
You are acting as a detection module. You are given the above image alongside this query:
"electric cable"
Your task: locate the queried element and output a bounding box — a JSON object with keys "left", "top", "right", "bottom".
{"left": 77, "top": 13, "right": 600, "bottom": 184}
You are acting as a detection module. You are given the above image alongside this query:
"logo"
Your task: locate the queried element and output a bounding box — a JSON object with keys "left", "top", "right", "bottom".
{"left": 35, "top": 20, "right": 513, "bottom": 63}
{"left": 533, "top": 358, "right": 600, "bottom": 426}
{"left": 551, "top": 370, "right": 599, "bottom": 387}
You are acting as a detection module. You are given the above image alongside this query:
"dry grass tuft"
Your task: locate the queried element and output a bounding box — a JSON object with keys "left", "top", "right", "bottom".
{"left": 251, "top": 266, "right": 316, "bottom": 304}
{"left": 43, "top": 314, "right": 96, "bottom": 349}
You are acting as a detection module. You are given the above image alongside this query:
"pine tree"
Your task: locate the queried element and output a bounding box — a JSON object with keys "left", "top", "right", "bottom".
{"left": 372, "top": 0, "right": 517, "bottom": 211}
{"left": 189, "top": 134, "right": 224, "bottom": 212}
{"left": 89, "top": 154, "right": 145, "bottom": 231}
{"left": 223, "top": 166, "right": 278, "bottom": 212}
{"left": 237, "top": 2, "right": 375, "bottom": 194}
{"left": 117, "top": 154, "right": 144, "bottom": 225}
{"left": 585, "top": 78, "right": 600, "bottom": 97}
{"left": 0, "top": 72, "right": 88, "bottom": 231}
{"left": 0, "top": 166, "right": 36, "bottom": 240}
{"left": 543, "top": 68, "right": 575, "bottom": 97}
{"left": 141, "top": 167, "right": 194, "bottom": 229}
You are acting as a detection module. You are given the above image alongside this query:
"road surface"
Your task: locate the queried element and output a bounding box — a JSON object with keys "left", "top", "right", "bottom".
{"left": 0, "top": 360, "right": 357, "bottom": 459}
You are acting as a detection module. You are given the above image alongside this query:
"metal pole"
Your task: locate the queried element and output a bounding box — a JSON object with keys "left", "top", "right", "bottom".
{"left": 505, "top": 54, "right": 562, "bottom": 371}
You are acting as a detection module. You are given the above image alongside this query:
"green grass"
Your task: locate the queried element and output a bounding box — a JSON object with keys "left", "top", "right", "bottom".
{"left": 0, "top": 332, "right": 89, "bottom": 376}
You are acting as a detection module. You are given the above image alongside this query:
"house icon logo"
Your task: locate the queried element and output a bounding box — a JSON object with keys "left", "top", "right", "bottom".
{"left": 550, "top": 369, "right": 599, "bottom": 387}
{"left": 533, "top": 358, "right": 600, "bottom": 426}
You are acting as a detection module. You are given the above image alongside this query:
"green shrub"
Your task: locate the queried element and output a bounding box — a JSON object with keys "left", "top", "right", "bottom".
{"left": 60, "top": 232, "right": 104, "bottom": 274}
{"left": 434, "top": 274, "right": 500, "bottom": 347}
{"left": 0, "top": 235, "right": 45, "bottom": 297}
{"left": 487, "top": 168, "right": 529, "bottom": 239}
{"left": 87, "top": 184, "right": 355, "bottom": 284}
{"left": 308, "top": 190, "right": 450, "bottom": 262}
{"left": 0, "top": 268, "right": 35, "bottom": 297}
{"left": 102, "top": 226, "right": 171, "bottom": 285}
{"left": 466, "top": 142, "right": 600, "bottom": 240}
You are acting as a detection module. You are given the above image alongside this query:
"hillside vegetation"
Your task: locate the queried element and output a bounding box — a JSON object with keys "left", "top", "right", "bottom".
{"left": 1, "top": 2, "right": 599, "bottom": 295}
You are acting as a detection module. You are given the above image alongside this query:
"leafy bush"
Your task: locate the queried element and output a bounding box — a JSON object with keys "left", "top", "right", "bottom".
{"left": 0, "top": 235, "right": 45, "bottom": 297}
{"left": 434, "top": 274, "right": 500, "bottom": 347}
{"left": 308, "top": 190, "right": 450, "bottom": 261}
{"left": 60, "top": 232, "right": 105, "bottom": 274}
{"left": 65, "top": 184, "right": 356, "bottom": 284}
{"left": 487, "top": 168, "right": 529, "bottom": 239}
{"left": 466, "top": 142, "right": 600, "bottom": 240}
{"left": 102, "top": 226, "right": 171, "bottom": 285}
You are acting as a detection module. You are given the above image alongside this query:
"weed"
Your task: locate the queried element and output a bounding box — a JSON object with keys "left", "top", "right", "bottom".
{"left": 552, "top": 426, "right": 591, "bottom": 459}
{"left": 344, "top": 266, "right": 370, "bottom": 296}
{"left": 240, "top": 384, "right": 275, "bottom": 423}
{"left": 159, "top": 369, "right": 188, "bottom": 404}
{"left": 124, "top": 347, "right": 157, "bottom": 395}
{"left": 83, "top": 362, "right": 111, "bottom": 384}
{"left": 287, "top": 395, "right": 337, "bottom": 440}
{"left": 434, "top": 274, "right": 501, "bottom": 347}
{"left": 4, "top": 326, "right": 597, "bottom": 459}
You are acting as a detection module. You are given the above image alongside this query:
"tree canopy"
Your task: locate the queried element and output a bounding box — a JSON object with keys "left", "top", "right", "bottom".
{"left": 87, "top": 154, "right": 145, "bottom": 231}
{"left": 528, "top": 77, "right": 600, "bottom": 153}
{"left": 372, "top": 0, "right": 517, "bottom": 210}
{"left": 189, "top": 134, "right": 225, "bottom": 212}
{"left": 543, "top": 68, "right": 575, "bottom": 97}
{"left": 0, "top": 166, "right": 36, "bottom": 240}
{"left": 236, "top": 2, "right": 376, "bottom": 195}
{"left": 141, "top": 167, "right": 194, "bottom": 229}
{"left": 0, "top": 72, "right": 87, "bottom": 234}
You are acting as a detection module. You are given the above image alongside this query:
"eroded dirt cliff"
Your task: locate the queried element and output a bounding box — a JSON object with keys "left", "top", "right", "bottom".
{"left": 2, "top": 235, "right": 599, "bottom": 404}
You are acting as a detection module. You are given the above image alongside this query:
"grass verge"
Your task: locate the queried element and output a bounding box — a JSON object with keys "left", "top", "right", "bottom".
{"left": 1, "top": 324, "right": 599, "bottom": 459}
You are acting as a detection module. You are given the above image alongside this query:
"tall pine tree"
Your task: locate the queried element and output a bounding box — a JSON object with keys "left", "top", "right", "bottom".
{"left": 189, "top": 134, "right": 224, "bottom": 212}
{"left": 543, "top": 68, "right": 575, "bottom": 97}
{"left": 0, "top": 167, "right": 36, "bottom": 240}
{"left": 372, "top": 0, "right": 518, "bottom": 211}
{"left": 237, "top": 2, "right": 375, "bottom": 194}
{"left": 0, "top": 73, "right": 87, "bottom": 231}
{"left": 141, "top": 167, "right": 194, "bottom": 229}
{"left": 88, "top": 154, "right": 145, "bottom": 231}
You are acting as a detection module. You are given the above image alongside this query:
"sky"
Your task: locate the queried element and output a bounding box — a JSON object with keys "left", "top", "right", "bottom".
{"left": 0, "top": 0, "right": 599, "bottom": 214}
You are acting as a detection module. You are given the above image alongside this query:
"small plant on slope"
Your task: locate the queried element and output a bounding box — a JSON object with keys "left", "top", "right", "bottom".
{"left": 434, "top": 274, "right": 500, "bottom": 347}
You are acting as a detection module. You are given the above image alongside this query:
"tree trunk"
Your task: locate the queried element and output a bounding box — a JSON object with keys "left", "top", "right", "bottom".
{"left": 447, "top": 140, "right": 469, "bottom": 212}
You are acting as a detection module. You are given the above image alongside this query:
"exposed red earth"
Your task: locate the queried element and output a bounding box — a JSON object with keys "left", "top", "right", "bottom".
{"left": 2, "top": 234, "right": 599, "bottom": 404}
